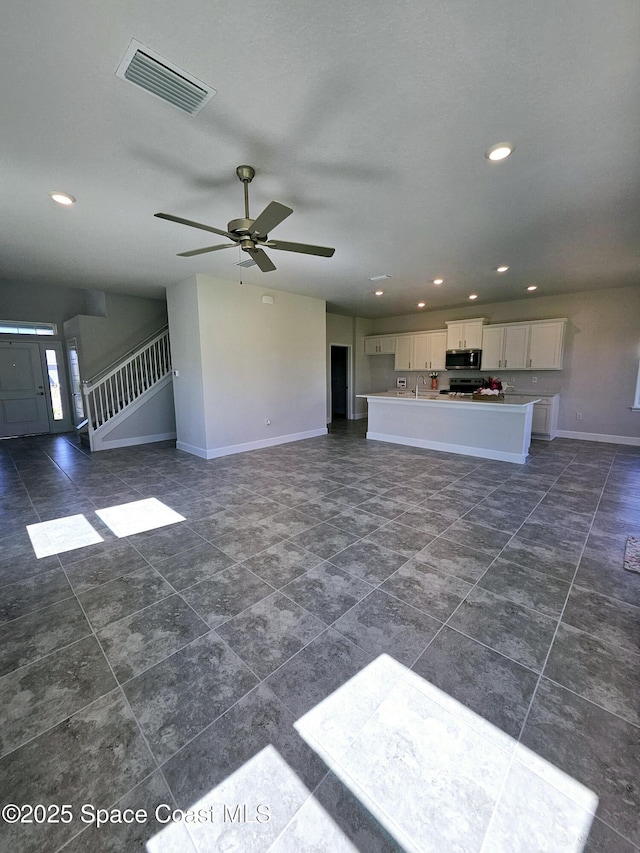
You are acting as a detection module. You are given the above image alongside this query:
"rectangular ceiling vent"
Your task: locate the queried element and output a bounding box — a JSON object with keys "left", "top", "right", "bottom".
{"left": 116, "top": 39, "right": 216, "bottom": 116}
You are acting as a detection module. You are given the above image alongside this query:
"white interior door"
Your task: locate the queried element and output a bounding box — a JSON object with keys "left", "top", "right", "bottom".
{"left": 0, "top": 341, "right": 50, "bottom": 437}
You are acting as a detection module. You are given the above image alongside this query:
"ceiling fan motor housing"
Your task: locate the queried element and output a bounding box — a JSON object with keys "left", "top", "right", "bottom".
{"left": 228, "top": 218, "right": 257, "bottom": 237}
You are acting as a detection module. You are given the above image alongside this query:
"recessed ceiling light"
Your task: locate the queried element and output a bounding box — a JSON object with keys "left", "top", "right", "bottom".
{"left": 485, "top": 143, "right": 514, "bottom": 162}
{"left": 469, "top": 294, "right": 478, "bottom": 300}
{"left": 48, "top": 191, "right": 76, "bottom": 206}
{"left": 374, "top": 290, "right": 384, "bottom": 296}
{"left": 433, "top": 278, "right": 444, "bottom": 285}
{"left": 368, "top": 274, "right": 391, "bottom": 282}
{"left": 496, "top": 266, "right": 509, "bottom": 273}
{"left": 527, "top": 285, "right": 538, "bottom": 291}
{"left": 417, "top": 302, "right": 426, "bottom": 308}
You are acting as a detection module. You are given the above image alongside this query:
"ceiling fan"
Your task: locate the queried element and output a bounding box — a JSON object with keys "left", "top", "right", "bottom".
{"left": 155, "top": 165, "right": 335, "bottom": 272}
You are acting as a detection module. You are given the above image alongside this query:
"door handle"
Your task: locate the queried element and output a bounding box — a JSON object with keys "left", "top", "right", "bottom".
{"left": 37, "top": 391, "right": 45, "bottom": 395}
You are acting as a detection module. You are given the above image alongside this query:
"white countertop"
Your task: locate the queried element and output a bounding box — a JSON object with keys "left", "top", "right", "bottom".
{"left": 358, "top": 391, "right": 540, "bottom": 409}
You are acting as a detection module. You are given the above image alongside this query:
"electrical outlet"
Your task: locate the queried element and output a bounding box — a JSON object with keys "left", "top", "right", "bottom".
{"left": 531, "top": 376, "right": 537, "bottom": 383}
{"left": 265, "top": 418, "right": 271, "bottom": 426}
{"left": 576, "top": 412, "right": 583, "bottom": 420}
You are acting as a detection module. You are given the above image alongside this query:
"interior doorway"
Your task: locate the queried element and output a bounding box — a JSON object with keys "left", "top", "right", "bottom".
{"left": 330, "top": 344, "right": 351, "bottom": 421}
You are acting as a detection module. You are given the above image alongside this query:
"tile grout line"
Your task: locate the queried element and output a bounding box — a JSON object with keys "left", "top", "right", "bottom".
{"left": 2, "top": 432, "right": 636, "bottom": 852}
{"left": 477, "top": 449, "right": 620, "bottom": 850}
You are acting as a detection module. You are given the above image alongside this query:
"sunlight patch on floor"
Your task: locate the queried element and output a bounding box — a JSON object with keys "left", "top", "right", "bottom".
{"left": 95, "top": 498, "right": 185, "bottom": 538}
{"left": 148, "top": 655, "right": 599, "bottom": 852}
{"left": 27, "top": 514, "right": 104, "bottom": 558}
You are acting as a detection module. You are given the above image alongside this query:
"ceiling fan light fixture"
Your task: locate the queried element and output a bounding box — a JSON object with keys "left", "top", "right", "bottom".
{"left": 417, "top": 302, "right": 426, "bottom": 308}
{"left": 374, "top": 290, "right": 384, "bottom": 296}
{"left": 496, "top": 265, "right": 509, "bottom": 273}
{"left": 469, "top": 294, "right": 478, "bottom": 300}
{"left": 527, "top": 285, "right": 538, "bottom": 291}
{"left": 49, "top": 191, "right": 76, "bottom": 206}
{"left": 485, "top": 143, "right": 514, "bottom": 162}
{"left": 433, "top": 278, "right": 443, "bottom": 285}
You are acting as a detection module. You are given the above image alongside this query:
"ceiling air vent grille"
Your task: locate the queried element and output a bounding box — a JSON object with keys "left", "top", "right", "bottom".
{"left": 116, "top": 39, "right": 216, "bottom": 116}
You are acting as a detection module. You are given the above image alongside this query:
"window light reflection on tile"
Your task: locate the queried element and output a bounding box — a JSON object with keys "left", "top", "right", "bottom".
{"left": 95, "top": 498, "right": 185, "bottom": 538}
{"left": 294, "top": 655, "right": 598, "bottom": 851}
{"left": 27, "top": 514, "right": 104, "bottom": 558}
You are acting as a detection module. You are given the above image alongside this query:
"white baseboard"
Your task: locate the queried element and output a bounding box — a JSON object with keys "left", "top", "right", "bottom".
{"left": 175, "top": 441, "right": 209, "bottom": 458}
{"left": 555, "top": 430, "right": 640, "bottom": 446}
{"left": 178, "top": 427, "right": 328, "bottom": 460}
{"left": 94, "top": 432, "right": 177, "bottom": 451}
{"left": 366, "top": 431, "right": 528, "bottom": 464}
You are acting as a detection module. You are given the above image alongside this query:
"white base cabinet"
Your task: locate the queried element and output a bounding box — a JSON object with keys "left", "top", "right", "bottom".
{"left": 519, "top": 394, "right": 559, "bottom": 439}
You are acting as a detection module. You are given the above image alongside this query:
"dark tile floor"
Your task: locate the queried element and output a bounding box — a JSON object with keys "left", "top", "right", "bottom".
{"left": 0, "top": 423, "right": 639, "bottom": 852}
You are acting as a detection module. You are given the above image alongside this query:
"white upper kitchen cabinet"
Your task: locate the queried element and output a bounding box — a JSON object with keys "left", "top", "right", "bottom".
{"left": 445, "top": 319, "right": 487, "bottom": 350}
{"left": 394, "top": 334, "right": 415, "bottom": 370}
{"left": 482, "top": 319, "right": 567, "bottom": 371}
{"left": 527, "top": 321, "right": 566, "bottom": 369}
{"left": 413, "top": 330, "right": 447, "bottom": 371}
{"left": 481, "top": 324, "right": 529, "bottom": 370}
{"left": 364, "top": 335, "right": 396, "bottom": 355}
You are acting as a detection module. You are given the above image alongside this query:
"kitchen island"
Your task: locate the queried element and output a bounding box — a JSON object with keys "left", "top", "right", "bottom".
{"left": 357, "top": 392, "right": 540, "bottom": 464}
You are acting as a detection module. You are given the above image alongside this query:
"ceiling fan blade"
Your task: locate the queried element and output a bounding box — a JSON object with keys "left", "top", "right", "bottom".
{"left": 250, "top": 201, "right": 293, "bottom": 238}
{"left": 177, "top": 244, "right": 236, "bottom": 257}
{"left": 266, "top": 240, "right": 335, "bottom": 257}
{"left": 251, "top": 248, "right": 277, "bottom": 272}
{"left": 155, "top": 212, "right": 235, "bottom": 240}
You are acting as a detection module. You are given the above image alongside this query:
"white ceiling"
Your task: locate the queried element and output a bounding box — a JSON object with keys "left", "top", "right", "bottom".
{"left": 2, "top": 1, "right": 639, "bottom": 318}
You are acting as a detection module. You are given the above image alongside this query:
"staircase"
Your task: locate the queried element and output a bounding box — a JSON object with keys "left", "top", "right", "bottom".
{"left": 80, "top": 327, "right": 175, "bottom": 451}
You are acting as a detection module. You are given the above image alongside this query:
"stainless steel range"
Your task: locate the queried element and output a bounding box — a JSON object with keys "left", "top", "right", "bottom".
{"left": 443, "top": 377, "right": 484, "bottom": 397}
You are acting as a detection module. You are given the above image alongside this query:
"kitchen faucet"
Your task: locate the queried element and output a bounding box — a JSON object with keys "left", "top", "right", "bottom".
{"left": 415, "top": 375, "right": 427, "bottom": 397}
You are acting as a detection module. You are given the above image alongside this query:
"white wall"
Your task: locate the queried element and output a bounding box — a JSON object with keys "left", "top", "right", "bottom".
{"left": 369, "top": 285, "right": 640, "bottom": 440}
{"left": 168, "top": 275, "right": 327, "bottom": 458}
{"left": 165, "top": 277, "right": 208, "bottom": 453}
{"left": 0, "top": 280, "right": 89, "bottom": 331}
{"left": 94, "top": 381, "right": 176, "bottom": 448}
{"left": 64, "top": 293, "right": 168, "bottom": 380}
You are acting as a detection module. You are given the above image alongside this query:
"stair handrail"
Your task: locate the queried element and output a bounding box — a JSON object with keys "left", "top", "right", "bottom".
{"left": 83, "top": 326, "right": 169, "bottom": 393}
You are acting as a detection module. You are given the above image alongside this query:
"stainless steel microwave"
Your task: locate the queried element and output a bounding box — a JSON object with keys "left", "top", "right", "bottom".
{"left": 445, "top": 349, "right": 482, "bottom": 370}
